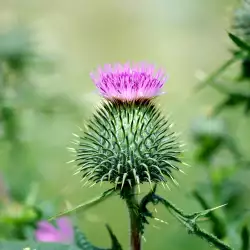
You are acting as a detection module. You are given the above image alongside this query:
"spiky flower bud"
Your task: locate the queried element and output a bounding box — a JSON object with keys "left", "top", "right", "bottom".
{"left": 75, "top": 63, "right": 183, "bottom": 190}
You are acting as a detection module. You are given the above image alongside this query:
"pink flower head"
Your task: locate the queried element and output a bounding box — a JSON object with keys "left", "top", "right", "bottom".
{"left": 35, "top": 217, "right": 74, "bottom": 244}
{"left": 90, "top": 62, "right": 167, "bottom": 102}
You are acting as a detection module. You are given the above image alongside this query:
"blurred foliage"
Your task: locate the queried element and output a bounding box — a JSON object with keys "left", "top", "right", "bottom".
{"left": 192, "top": 2, "right": 250, "bottom": 249}
{"left": 0, "top": 26, "right": 83, "bottom": 241}
{"left": 0, "top": 26, "right": 81, "bottom": 201}
{"left": 234, "top": 0, "right": 250, "bottom": 43}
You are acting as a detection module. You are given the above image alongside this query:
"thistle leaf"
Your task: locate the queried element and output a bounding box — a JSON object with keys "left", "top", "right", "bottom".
{"left": 75, "top": 225, "right": 122, "bottom": 250}
{"left": 228, "top": 33, "right": 250, "bottom": 52}
{"left": 193, "top": 190, "right": 226, "bottom": 239}
{"left": 140, "top": 186, "right": 232, "bottom": 250}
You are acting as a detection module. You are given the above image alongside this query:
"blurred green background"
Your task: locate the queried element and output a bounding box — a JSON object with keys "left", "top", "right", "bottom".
{"left": 1, "top": 0, "right": 249, "bottom": 249}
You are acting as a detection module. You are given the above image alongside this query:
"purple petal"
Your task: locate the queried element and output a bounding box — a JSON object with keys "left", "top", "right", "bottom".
{"left": 36, "top": 221, "right": 58, "bottom": 233}
{"left": 90, "top": 62, "right": 167, "bottom": 102}
{"left": 35, "top": 221, "right": 61, "bottom": 242}
{"left": 56, "top": 217, "right": 74, "bottom": 243}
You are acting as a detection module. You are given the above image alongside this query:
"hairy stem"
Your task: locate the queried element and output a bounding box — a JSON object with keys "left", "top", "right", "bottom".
{"left": 125, "top": 186, "right": 141, "bottom": 250}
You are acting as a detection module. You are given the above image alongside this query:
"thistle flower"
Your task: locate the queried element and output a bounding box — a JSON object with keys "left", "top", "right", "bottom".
{"left": 90, "top": 63, "right": 166, "bottom": 102}
{"left": 35, "top": 217, "right": 74, "bottom": 244}
{"left": 74, "top": 62, "right": 183, "bottom": 190}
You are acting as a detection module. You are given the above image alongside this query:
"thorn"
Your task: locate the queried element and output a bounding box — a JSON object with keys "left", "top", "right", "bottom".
{"left": 108, "top": 169, "right": 113, "bottom": 181}
{"left": 170, "top": 175, "right": 179, "bottom": 186}
{"left": 133, "top": 169, "right": 140, "bottom": 193}
{"left": 70, "top": 140, "right": 79, "bottom": 145}
{"left": 127, "top": 179, "right": 132, "bottom": 187}
{"left": 154, "top": 217, "right": 168, "bottom": 225}
{"left": 67, "top": 147, "right": 76, "bottom": 152}
{"left": 66, "top": 159, "right": 75, "bottom": 164}
{"left": 117, "top": 164, "right": 121, "bottom": 173}
{"left": 154, "top": 207, "right": 158, "bottom": 214}
{"left": 82, "top": 180, "right": 89, "bottom": 187}
{"left": 142, "top": 235, "right": 147, "bottom": 242}
{"left": 132, "top": 169, "right": 137, "bottom": 182}
{"left": 76, "top": 125, "right": 83, "bottom": 131}
{"left": 89, "top": 182, "right": 96, "bottom": 188}
{"left": 152, "top": 165, "right": 164, "bottom": 178}
{"left": 72, "top": 133, "right": 80, "bottom": 138}
{"left": 73, "top": 170, "right": 80, "bottom": 175}
{"left": 80, "top": 177, "right": 86, "bottom": 182}
{"left": 161, "top": 182, "right": 166, "bottom": 189}
{"left": 208, "top": 203, "right": 227, "bottom": 213}
{"left": 182, "top": 162, "right": 191, "bottom": 167}
{"left": 169, "top": 123, "right": 175, "bottom": 129}
{"left": 165, "top": 182, "right": 171, "bottom": 191}
{"left": 179, "top": 169, "right": 187, "bottom": 175}
{"left": 75, "top": 166, "right": 82, "bottom": 170}
{"left": 100, "top": 174, "right": 107, "bottom": 186}
{"left": 115, "top": 177, "right": 120, "bottom": 189}
{"left": 121, "top": 173, "right": 128, "bottom": 190}
{"left": 144, "top": 171, "right": 153, "bottom": 190}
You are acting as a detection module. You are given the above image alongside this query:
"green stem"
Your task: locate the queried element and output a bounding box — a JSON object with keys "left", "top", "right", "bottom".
{"left": 49, "top": 188, "right": 116, "bottom": 221}
{"left": 125, "top": 186, "right": 141, "bottom": 250}
{"left": 194, "top": 51, "right": 244, "bottom": 92}
{"left": 195, "top": 228, "right": 232, "bottom": 250}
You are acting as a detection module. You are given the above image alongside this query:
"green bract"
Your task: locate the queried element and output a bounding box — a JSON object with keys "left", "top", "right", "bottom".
{"left": 76, "top": 100, "right": 182, "bottom": 189}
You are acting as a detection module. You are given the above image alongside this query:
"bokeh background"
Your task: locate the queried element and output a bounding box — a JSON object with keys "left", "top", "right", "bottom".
{"left": 1, "top": 0, "right": 249, "bottom": 249}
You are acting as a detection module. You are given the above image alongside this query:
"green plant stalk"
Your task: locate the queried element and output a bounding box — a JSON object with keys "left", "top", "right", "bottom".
{"left": 160, "top": 197, "right": 233, "bottom": 250}
{"left": 125, "top": 186, "right": 141, "bottom": 250}
{"left": 49, "top": 188, "right": 116, "bottom": 221}
{"left": 195, "top": 51, "right": 245, "bottom": 92}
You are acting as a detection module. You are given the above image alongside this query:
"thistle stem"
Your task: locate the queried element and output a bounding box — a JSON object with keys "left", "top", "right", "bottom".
{"left": 125, "top": 186, "right": 141, "bottom": 250}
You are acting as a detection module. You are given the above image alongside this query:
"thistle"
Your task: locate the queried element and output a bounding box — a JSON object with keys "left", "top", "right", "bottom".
{"left": 64, "top": 62, "right": 233, "bottom": 250}
{"left": 74, "top": 62, "right": 183, "bottom": 191}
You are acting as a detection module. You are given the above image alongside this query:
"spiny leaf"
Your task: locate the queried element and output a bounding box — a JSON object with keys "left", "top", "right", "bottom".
{"left": 75, "top": 225, "right": 122, "bottom": 250}
{"left": 228, "top": 32, "right": 250, "bottom": 52}
{"left": 75, "top": 226, "right": 102, "bottom": 250}
{"left": 140, "top": 186, "right": 232, "bottom": 250}
{"left": 193, "top": 190, "right": 226, "bottom": 239}
{"left": 105, "top": 225, "right": 123, "bottom": 250}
